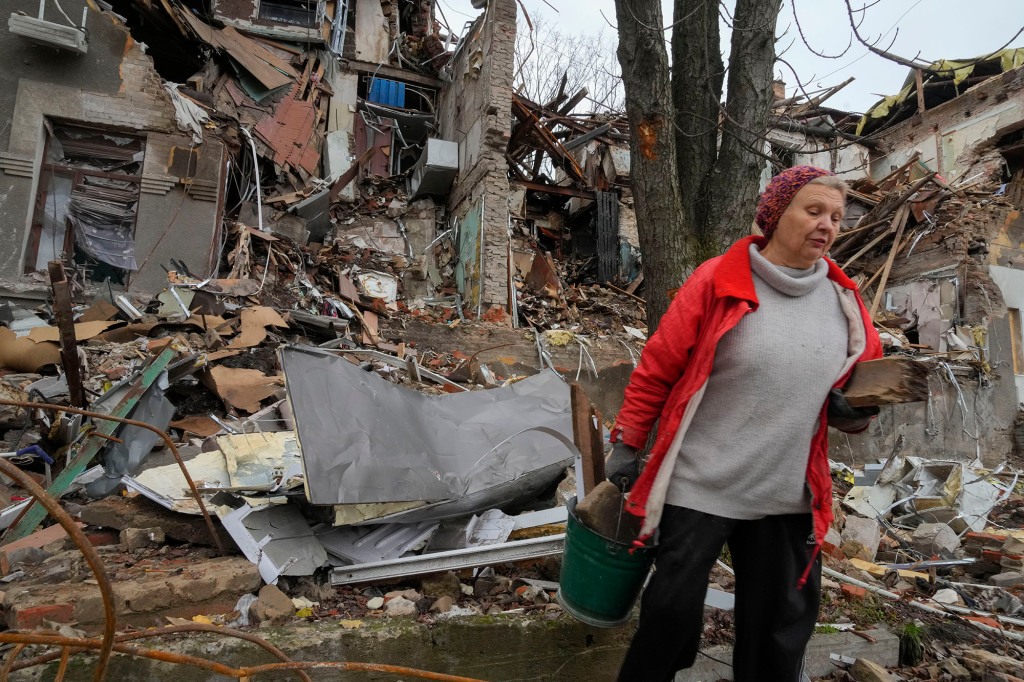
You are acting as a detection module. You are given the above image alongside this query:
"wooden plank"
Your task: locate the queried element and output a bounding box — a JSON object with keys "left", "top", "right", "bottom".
{"left": 48, "top": 262, "right": 85, "bottom": 409}
{"left": 570, "top": 384, "right": 604, "bottom": 495}
{"left": 328, "top": 145, "right": 378, "bottom": 201}
{"left": 215, "top": 27, "right": 294, "bottom": 91}
{"left": 344, "top": 59, "right": 443, "bottom": 88}
{"left": 869, "top": 204, "right": 911, "bottom": 317}
{"left": 915, "top": 69, "right": 926, "bottom": 114}
{"left": 843, "top": 357, "right": 930, "bottom": 408}
{"left": 4, "top": 348, "right": 176, "bottom": 542}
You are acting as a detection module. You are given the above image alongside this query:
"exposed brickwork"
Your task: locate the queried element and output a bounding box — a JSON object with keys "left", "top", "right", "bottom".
{"left": 7, "top": 34, "right": 174, "bottom": 157}
{"left": 438, "top": 0, "right": 516, "bottom": 312}
{"left": 7, "top": 602, "right": 74, "bottom": 630}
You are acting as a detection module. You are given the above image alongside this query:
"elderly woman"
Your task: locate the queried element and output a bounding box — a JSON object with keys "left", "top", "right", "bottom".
{"left": 609, "top": 165, "right": 883, "bottom": 682}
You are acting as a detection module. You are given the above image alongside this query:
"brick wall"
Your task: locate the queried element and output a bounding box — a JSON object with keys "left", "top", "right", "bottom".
{"left": 438, "top": 0, "right": 516, "bottom": 313}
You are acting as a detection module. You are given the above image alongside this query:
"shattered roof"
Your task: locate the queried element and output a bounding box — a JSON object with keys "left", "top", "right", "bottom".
{"left": 857, "top": 48, "right": 1024, "bottom": 136}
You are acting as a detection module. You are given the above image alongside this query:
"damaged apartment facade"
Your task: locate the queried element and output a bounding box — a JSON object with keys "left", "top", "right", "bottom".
{"left": 4, "top": 0, "right": 1024, "bottom": 469}
{"left": 775, "top": 53, "right": 1024, "bottom": 467}
{"left": 0, "top": 0, "right": 648, "bottom": 329}
{"left": 0, "top": 0, "right": 525, "bottom": 314}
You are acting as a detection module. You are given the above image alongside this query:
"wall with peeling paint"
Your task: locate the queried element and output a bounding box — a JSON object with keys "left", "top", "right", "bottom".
{"left": 436, "top": 0, "right": 515, "bottom": 314}
{"left": 0, "top": 1, "right": 224, "bottom": 293}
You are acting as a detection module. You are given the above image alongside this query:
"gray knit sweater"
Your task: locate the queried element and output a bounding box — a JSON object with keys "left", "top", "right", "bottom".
{"left": 664, "top": 244, "right": 849, "bottom": 519}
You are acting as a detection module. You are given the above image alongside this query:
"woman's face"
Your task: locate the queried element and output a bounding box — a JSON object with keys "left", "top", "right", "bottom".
{"left": 761, "top": 184, "right": 845, "bottom": 269}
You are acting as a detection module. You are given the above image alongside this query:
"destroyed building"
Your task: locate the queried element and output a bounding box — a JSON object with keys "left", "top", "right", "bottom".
{"left": 0, "top": 1, "right": 1023, "bottom": 677}
{"left": 795, "top": 52, "right": 1024, "bottom": 468}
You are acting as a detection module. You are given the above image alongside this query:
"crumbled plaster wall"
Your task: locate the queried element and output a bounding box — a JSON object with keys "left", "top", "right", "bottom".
{"left": 830, "top": 371, "right": 1014, "bottom": 467}
{"left": 870, "top": 68, "right": 1024, "bottom": 181}
{"left": 0, "top": 6, "right": 176, "bottom": 281}
{"left": 835, "top": 202, "right": 1024, "bottom": 467}
{"left": 0, "top": 5, "right": 223, "bottom": 292}
{"left": 437, "top": 0, "right": 516, "bottom": 312}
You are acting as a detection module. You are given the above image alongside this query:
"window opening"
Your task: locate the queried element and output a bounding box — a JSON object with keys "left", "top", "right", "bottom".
{"left": 27, "top": 122, "right": 145, "bottom": 285}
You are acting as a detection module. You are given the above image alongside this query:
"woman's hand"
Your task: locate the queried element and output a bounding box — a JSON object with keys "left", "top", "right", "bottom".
{"left": 606, "top": 442, "right": 641, "bottom": 492}
{"left": 827, "top": 388, "right": 879, "bottom": 432}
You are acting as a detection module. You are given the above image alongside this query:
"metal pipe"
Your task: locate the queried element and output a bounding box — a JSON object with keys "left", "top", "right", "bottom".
{"left": 10, "top": 624, "right": 313, "bottom": 682}
{"left": 0, "top": 633, "right": 489, "bottom": 681}
{"left": 0, "top": 458, "right": 118, "bottom": 681}
{"left": 0, "top": 399, "right": 226, "bottom": 556}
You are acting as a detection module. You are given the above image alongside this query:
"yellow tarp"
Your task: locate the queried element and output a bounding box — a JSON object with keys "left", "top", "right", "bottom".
{"left": 856, "top": 48, "right": 1024, "bottom": 135}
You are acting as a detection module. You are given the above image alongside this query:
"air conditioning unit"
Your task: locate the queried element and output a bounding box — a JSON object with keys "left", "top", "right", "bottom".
{"left": 9, "top": 1, "right": 88, "bottom": 55}
{"left": 410, "top": 139, "right": 459, "bottom": 198}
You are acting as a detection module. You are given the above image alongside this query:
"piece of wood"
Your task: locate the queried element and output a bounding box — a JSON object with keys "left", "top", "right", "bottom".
{"left": 843, "top": 357, "right": 930, "bottom": 408}
{"left": 915, "top": 69, "right": 926, "bottom": 114}
{"left": 48, "top": 262, "right": 85, "bottom": 408}
{"left": 570, "top": 383, "right": 605, "bottom": 495}
{"left": 328, "top": 146, "right": 377, "bottom": 201}
{"left": 869, "top": 204, "right": 911, "bottom": 317}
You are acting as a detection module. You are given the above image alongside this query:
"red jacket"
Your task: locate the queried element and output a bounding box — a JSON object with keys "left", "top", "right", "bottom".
{"left": 615, "top": 236, "right": 882, "bottom": 563}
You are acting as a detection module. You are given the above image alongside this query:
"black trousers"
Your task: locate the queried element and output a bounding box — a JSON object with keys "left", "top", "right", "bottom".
{"left": 616, "top": 506, "right": 821, "bottom": 682}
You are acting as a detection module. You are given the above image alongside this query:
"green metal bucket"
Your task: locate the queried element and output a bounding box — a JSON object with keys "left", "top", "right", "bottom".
{"left": 556, "top": 496, "right": 656, "bottom": 628}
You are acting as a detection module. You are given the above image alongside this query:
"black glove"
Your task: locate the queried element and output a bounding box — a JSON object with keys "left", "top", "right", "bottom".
{"left": 827, "top": 388, "right": 879, "bottom": 432}
{"left": 606, "top": 442, "right": 641, "bottom": 493}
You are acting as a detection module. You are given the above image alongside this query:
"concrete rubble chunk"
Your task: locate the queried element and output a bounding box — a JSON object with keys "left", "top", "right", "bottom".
{"left": 963, "top": 649, "right": 1024, "bottom": 677}
{"left": 419, "top": 571, "right": 463, "bottom": 603}
{"left": 384, "top": 596, "right": 418, "bottom": 617}
{"left": 77, "top": 495, "right": 226, "bottom": 547}
{"left": 251, "top": 584, "right": 295, "bottom": 623}
{"left": 120, "top": 527, "right": 166, "bottom": 552}
{"left": 385, "top": 588, "right": 421, "bottom": 602}
{"left": 988, "top": 571, "right": 1023, "bottom": 588}
{"left": 940, "top": 657, "right": 972, "bottom": 680}
{"left": 911, "top": 522, "right": 961, "bottom": 555}
{"left": 1002, "top": 536, "right": 1024, "bottom": 555}
{"left": 842, "top": 516, "right": 881, "bottom": 562}
{"left": 851, "top": 657, "right": 897, "bottom": 682}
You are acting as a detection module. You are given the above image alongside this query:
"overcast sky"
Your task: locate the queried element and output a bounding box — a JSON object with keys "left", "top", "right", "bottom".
{"left": 436, "top": 0, "right": 1024, "bottom": 113}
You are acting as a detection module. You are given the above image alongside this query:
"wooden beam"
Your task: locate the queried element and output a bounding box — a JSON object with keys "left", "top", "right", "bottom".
{"left": 843, "top": 357, "right": 930, "bottom": 407}
{"left": 868, "top": 204, "right": 911, "bottom": 317}
{"left": 328, "top": 146, "right": 377, "bottom": 201}
{"left": 515, "top": 179, "right": 596, "bottom": 200}
{"left": 47, "top": 261, "right": 85, "bottom": 408}
{"left": 570, "top": 383, "right": 605, "bottom": 496}
{"left": 914, "top": 69, "right": 926, "bottom": 114}
{"left": 344, "top": 59, "right": 442, "bottom": 89}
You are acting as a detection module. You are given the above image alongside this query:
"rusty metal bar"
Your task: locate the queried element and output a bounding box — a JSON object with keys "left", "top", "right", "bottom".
{"left": 0, "top": 643, "right": 26, "bottom": 680}
{"left": 0, "top": 634, "right": 489, "bottom": 681}
{"left": 10, "top": 625, "right": 313, "bottom": 682}
{"left": 0, "top": 459, "right": 117, "bottom": 682}
{"left": 0, "top": 399, "right": 226, "bottom": 556}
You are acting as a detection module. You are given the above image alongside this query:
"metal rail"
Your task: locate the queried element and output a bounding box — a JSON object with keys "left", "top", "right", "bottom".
{"left": 332, "top": 533, "right": 566, "bottom": 585}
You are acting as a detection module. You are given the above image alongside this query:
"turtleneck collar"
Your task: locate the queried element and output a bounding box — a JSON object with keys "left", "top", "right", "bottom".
{"left": 748, "top": 243, "right": 828, "bottom": 297}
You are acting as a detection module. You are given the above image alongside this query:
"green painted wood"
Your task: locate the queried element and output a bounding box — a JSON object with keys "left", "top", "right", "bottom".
{"left": 4, "top": 348, "right": 176, "bottom": 542}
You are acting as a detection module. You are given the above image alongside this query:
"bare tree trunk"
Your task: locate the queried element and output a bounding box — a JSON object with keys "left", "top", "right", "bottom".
{"left": 613, "top": 0, "right": 691, "bottom": 329}
{"left": 706, "top": 0, "right": 781, "bottom": 248}
{"left": 672, "top": 0, "right": 723, "bottom": 259}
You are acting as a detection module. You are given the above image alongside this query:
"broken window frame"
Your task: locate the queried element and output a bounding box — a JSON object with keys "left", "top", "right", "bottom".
{"left": 26, "top": 121, "right": 145, "bottom": 284}
{"left": 257, "top": 0, "right": 323, "bottom": 28}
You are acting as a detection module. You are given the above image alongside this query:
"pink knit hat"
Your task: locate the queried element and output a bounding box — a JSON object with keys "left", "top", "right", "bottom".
{"left": 755, "top": 165, "right": 833, "bottom": 239}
